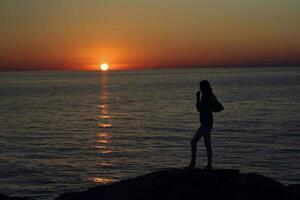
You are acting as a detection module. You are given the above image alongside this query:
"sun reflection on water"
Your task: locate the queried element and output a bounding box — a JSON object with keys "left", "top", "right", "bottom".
{"left": 98, "top": 123, "right": 112, "bottom": 128}
{"left": 99, "top": 162, "right": 113, "bottom": 167}
{"left": 97, "top": 139, "right": 111, "bottom": 144}
{"left": 94, "top": 144, "right": 110, "bottom": 149}
{"left": 97, "top": 105, "right": 108, "bottom": 108}
{"left": 90, "top": 73, "right": 114, "bottom": 184}
{"left": 96, "top": 133, "right": 112, "bottom": 138}
{"left": 88, "top": 177, "right": 115, "bottom": 184}
{"left": 98, "top": 115, "right": 112, "bottom": 119}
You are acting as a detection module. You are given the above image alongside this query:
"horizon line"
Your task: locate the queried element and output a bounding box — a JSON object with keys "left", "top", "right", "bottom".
{"left": 0, "top": 64, "right": 299, "bottom": 72}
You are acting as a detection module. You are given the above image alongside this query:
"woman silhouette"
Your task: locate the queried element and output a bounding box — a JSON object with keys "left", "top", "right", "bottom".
{"left": 189, "top": 80, "right": 224, "bottom": 169}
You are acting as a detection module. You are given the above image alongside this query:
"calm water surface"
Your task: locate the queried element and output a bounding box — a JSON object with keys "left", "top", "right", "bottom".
{"left": 0, "top": 67, "right": 299, "bottom": 199}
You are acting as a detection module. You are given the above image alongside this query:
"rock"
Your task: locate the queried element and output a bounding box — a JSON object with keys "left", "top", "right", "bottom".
{"left": 0, "top": 193, "right": 31, "bottom": 200}
{"left": 285, "top": 184, "right": 300, "bottom": 200}
{"left": 55, "top": 168, "right": 242, "bottom": 200}
{"left": 1, "top": 169, "right": 297, "bottom": 200}
{"left": 0, "top": 194, "right": 10, "bottom": 200}
{"left": 224, "top": 172, "right": 285, "bottom": 200}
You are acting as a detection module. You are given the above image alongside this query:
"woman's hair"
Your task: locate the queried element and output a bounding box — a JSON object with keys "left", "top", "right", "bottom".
{"left": 200, "top": 80, "right": 213, "bottom": 96}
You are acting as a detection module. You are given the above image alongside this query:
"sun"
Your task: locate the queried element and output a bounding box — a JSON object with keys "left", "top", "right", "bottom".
{"left": 100, "top": 63, "right": 109, "bottom": 71}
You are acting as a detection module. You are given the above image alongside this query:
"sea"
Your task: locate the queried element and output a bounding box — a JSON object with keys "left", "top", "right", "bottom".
{"left": 0, "top": 67, "right": 299, "bottom": 199}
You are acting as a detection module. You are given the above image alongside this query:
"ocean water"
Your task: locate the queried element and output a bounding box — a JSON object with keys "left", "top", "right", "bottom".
{"left": 0, "top": 67, "right": 299, "bottom": 199}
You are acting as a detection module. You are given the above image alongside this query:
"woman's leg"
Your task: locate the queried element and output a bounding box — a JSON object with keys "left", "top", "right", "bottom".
{"left": 203, "top": 130, "right": 212, "bottom": 169}
{"left": 190, "top": 127, "right": 206, "bottom": 166}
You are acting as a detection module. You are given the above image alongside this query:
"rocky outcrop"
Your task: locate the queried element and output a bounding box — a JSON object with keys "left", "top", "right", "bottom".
{"left": 0, "top": 193, "right": 31, "bottom": 200}
{"left": 285, "top": 184, "right": 300, "bottom": 200}
{"left": 54, "top": 168, "right": 297, "bottom": 200}
{"left": 1, "top": 168, "right": 299, "bottom": 200}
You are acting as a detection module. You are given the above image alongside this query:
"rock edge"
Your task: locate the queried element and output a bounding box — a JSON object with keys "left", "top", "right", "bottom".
{"left": 1, "top": 168, "right": 299, "bottom": 200}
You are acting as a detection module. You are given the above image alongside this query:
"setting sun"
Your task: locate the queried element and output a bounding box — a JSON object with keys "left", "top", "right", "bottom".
{"left": 100, "top": 63, "right": 109, "bottom": 71}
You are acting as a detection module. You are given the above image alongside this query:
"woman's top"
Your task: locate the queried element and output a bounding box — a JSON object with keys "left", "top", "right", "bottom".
{"left": 196, "top": 94, "right": 223, "bottom": 128}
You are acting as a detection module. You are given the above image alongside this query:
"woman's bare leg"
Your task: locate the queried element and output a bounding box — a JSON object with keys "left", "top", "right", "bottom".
{"left": 189, "top": 127, "right": 205, "bottom": 167}
{"left": 203, "top": 131, "right": 212, "bottom": 169}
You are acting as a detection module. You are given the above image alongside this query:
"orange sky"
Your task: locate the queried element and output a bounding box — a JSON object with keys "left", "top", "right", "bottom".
{"left": 0, "top": 0, "right": 299, "bottom": 71}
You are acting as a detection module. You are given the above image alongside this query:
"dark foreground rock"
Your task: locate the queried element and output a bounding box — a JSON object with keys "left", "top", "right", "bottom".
{"left": 0, "top": 193, "right": 31, "bottom": 200}
{"left": 1, "top": 168, "right": 299, "bottom": 200}
{"left": 285, "top": 184, "right": 300, "bottom": 200}
{"left": 54, "top": 168, "right": 298, "bottom": 200}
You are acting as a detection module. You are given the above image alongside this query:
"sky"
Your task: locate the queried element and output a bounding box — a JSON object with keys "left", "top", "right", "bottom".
{"left": 0, "top": 0, "right": 299, "bottom": 71}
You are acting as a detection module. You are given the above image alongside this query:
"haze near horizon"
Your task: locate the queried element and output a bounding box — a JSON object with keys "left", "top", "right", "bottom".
{"left": 0, "top": 0, "right": 299, "bottom": 71}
